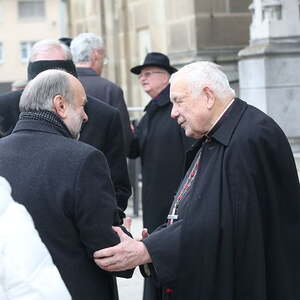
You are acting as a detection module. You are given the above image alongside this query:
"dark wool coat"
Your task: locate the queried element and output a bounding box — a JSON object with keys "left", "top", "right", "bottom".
{"left": 0, "top": 119, "right": 132, "bottom": 299}
{"left": 0, "top": 91, "right": 131, "bottom": 211}
{"left": 129, "top": 85, "right": 194, "bottom": 233}
{"left": 76, "top": 67, "right": 133, "bottom": 155}
{"left": 143, "top": 98, "right": 300, "bottom": 300}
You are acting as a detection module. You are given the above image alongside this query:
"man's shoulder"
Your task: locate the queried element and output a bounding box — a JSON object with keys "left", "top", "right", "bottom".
{"left": 227, "top": 103, "right": 289, "bottom": 157}
{"left": 0, "top": 90, "right": 22, "bottom": 106}
{"left": 50, "top": 133, "right": 106, "bottom": 163}
{"left": 86, "top": 95, "right": 119, "bottom": 116}
{"left": 98, "top": 76, "right": 121, "bottom": 90}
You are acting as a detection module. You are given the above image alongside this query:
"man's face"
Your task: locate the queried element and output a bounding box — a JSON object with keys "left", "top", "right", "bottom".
{"left": 138, "top": 66, "right": 170, "bottom": 98}
{"left": 170, "top": 77, "right": 211, "bottom": 139}
{"left": 64, "top": 78, "right": 88, "bottom": 140}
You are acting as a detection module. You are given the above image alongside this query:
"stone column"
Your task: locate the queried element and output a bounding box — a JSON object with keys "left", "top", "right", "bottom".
{"left": 239, "top": 0, "right": 300, "bottom": 152}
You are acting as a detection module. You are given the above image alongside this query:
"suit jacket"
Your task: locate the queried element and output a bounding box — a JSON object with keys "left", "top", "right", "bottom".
{"left": 0, "top": 118, "right": 132, "bottom": 300}
{"left": 76, "top": 67, "right": 133, "bottom": 154}
{"left": 0, "top": 91, "right": 131, "bottom": 211}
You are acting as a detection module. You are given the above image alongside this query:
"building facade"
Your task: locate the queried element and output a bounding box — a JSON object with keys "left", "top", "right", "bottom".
{"left": 68, "top": 0, "right": 251, "bottom": 116}
{"left": 0, "top": 0, "right": 69, "bottom": 92}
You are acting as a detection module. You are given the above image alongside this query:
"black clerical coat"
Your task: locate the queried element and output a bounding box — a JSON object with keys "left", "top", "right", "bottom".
{"left": 143, "top": 98, "right": 300, "bottom": 300}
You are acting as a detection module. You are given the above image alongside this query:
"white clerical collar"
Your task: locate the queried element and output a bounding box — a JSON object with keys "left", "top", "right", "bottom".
{"left": 207, "top": 98, "right": 235, "bottom": 135}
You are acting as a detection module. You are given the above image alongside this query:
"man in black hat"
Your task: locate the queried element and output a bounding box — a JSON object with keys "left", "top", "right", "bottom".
{"left": 128, "top": 52, "right": 194, "bottom": 300}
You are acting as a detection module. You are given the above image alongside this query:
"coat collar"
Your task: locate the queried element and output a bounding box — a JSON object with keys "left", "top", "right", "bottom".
{"left": 144, "top": 85, "right": 170, "bottom": 112}
{"left": 76, "top": 67, "right": 98, "bottom": 77}
{"left": 12, "top": 118, "right": 72, "bottom": 138}
{"left": 207, "top": 98, "right": 247, "bottom": 146}
{"left": 185, "top": 98, "right": 248, "bottom": 170}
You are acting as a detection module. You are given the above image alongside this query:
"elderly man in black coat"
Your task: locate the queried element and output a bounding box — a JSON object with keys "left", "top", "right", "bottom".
{"left": 0, "top": 39, "right": 131, "bottom": 212}
{"left": 0, "top": 69, "right": 132, "bottom": 299}
{"left": 94, "top": 61, "right": 300, "bottom": 300}
{"left": 127, "top": 52, "right": 194, "bottom": 300}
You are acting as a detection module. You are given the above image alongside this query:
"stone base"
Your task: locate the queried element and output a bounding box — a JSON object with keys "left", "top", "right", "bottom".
{"left": 238, "top": 39, "right": 300, "bottom": 151}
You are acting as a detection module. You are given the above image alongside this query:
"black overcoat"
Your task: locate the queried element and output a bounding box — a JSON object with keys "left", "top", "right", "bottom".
{"left": 76, "top": 67, "right": 133, "bottom": 154}
{"left": 144, "top": 98, "right": 300, "bottom": 300}
{"left": 129, "top": 85, "right": 194, "bottom": 233}
{"left": 0, "top": 118, "right": 131, "bottom": 299}
{"left": 0, "top": 91, "right": 131, "bottom": 211}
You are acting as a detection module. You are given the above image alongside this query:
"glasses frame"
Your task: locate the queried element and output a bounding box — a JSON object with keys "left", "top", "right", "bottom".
{"left": 138, "top": 71, "right": 167, "bottom": 79}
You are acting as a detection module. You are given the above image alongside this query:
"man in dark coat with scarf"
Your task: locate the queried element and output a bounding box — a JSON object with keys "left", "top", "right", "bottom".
{"left": 0, "top": 69, "right": 133, "bottom": 299}
{"left": 128, "top": 52, "right": 194, "bottom": 300}
{"left": 94, "top": 61, "right": 300, "bottom": 300}
{"left": 0, "top": 39, "right": 131, "bottom": 212}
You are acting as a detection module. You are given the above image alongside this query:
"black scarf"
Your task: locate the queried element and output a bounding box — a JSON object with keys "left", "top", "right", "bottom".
{"left": 19, "top": 110, "right": 73, "bottom": 138}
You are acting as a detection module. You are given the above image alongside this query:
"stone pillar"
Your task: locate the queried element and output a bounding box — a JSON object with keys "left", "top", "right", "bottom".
{"left": 239, "top": 0, "right": 300, "bottom": 152}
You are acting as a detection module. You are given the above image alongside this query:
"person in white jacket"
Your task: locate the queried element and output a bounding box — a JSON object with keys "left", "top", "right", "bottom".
{"left": 0, "top": 176, "right": 71, "bottom": 300}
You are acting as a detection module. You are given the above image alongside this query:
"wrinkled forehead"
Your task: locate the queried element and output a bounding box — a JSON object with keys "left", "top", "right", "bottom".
{"left": 169, "top": 76, "right": 189, "bottom": 100}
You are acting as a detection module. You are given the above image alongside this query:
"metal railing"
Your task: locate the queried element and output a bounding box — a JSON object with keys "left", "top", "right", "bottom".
{"left": 127, "top": 106, "right": 144, "bottom": 216}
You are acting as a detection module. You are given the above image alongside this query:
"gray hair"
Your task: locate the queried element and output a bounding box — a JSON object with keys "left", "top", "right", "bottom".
{"left": 30, "top": 39, "right": 72, "bottom": 62}
{"left": 19, "top": 69, "right": 74, "bottom": 112}
{"left": 170, "top": 61, "right": 235, "bottom": 100}
{"left": 70, "top": 33, "right": 104, "bottom": 64}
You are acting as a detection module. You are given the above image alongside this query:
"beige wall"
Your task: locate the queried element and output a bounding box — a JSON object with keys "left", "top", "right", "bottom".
{"left": 0, "top": 0, "right": 68, "bottom": 91}
{"left": 68, "top": 0, "right": 251, "bottom": 118}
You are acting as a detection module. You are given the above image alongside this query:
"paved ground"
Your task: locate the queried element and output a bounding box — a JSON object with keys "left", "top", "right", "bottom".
{"left": 117, "top": 208, "right": 144, "bottom": 300}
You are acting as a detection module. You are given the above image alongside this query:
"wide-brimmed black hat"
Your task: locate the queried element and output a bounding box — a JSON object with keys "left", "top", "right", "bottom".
{"left": 130, "top": 52, "right": 177, "bottom": 75}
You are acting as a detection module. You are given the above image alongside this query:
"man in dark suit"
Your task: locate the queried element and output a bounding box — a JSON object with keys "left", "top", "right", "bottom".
{"left": 70, "top": 33, "right": 133, "bottom": 154}
{"left": 0, "top": 69, "right": 132, "bottom": 299}
{"left": 0, "top": 39, "right": 131, "bottom": 212}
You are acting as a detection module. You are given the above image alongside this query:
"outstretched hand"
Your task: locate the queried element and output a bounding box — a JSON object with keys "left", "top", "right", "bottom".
{"left": 94, "top": 226, "right": 152, "bottom": 272}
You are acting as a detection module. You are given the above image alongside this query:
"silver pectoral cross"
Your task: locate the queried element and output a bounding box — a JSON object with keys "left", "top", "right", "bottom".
{"left": 167, "top": 214, "right": 178, "bottom": 225}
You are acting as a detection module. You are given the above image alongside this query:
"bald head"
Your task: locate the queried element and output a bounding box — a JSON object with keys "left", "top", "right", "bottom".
{"left": 20, "top": 69, "right": 74, "bottom": 111}
{"left": 20, "top": 69, "right": 88, "bottom": 139}
{"left": 30, "top": 39, "right": 72, "bottom": 62}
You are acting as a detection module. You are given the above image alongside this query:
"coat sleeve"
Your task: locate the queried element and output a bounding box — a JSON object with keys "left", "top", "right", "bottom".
{"left": 106, "top": 86, "right": 133, "bottom": 155}
{"left": 102, "top": 110, "right": 132, "bottom": 211}
{"left": 142, "top": 221, "right": 182, "bottom": 287}
{"left": 74, "top": 149, "right": 121, "bottom": 253}
{"left": 74, "top": 149, "right": 133, "bottom": 278}
{"left": 127, "top": 117, "right": 144, "bottom": 159}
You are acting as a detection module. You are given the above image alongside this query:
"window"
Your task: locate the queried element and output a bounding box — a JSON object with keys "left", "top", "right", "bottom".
{"left": 18, "top": 0, "right": 45, "bottom": 19}
{"left": 20, "top": 41, "right": 36, "bottom": 62}
{"left": 0, "top": 42, "right": 3, "bottom": 63}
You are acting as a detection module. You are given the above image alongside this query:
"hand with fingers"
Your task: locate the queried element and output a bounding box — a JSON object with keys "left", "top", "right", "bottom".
{"left": 94, "top": 226, "right": 152, "bottom": 272}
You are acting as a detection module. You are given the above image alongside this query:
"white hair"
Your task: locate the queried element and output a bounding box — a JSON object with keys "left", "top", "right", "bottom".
{"left": 170, "top": 61, "right": 235, "bottom": 100}
{"left": 30, "top": 39, "right": 72, "bottom": 62}
{"left": 70, "top": 33, "right": 104, "bottom": 64}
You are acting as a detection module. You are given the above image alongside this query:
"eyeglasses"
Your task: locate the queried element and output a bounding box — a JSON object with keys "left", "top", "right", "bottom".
{"left": 138, "top": 71, "right": 166, "bottom": 79}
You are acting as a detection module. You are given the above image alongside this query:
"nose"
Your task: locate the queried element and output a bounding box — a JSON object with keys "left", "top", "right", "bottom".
{"left": 170, "top": 103, "right": 178, "bottom": 119}
{"left": 83, "top": 110, "right": 88, "bottom": 123}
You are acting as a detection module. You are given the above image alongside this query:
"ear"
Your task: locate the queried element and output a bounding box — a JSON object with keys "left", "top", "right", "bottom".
{"left": 203, "top": 86, "right": 215, "bottom": 109}
{"left": 53, "top": 95, "right": 67, "bottom": 119}
{"left": 91, "top": 49, "right": 98, "bottom": 62}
